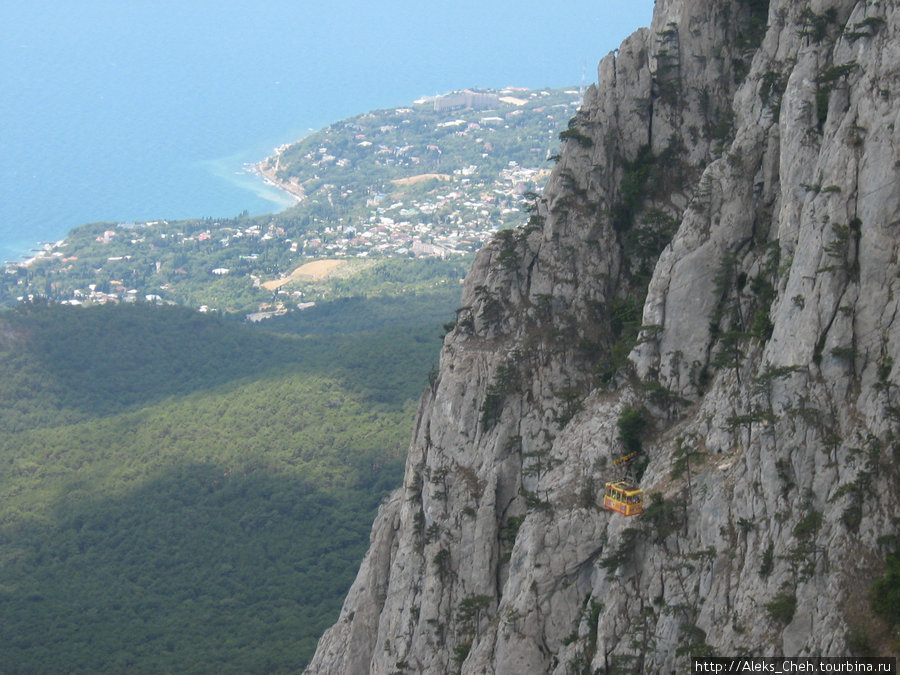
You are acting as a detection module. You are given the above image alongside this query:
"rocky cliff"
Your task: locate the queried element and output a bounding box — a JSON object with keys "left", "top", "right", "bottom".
{"left": 307, "top": 0, "right": 900, "bottom": 671}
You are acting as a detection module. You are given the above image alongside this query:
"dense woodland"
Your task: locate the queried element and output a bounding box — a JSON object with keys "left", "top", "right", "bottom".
{"left": 0, "top": 87, "right": 587, "bottom": 671}
{"left": 0, "top": 290, "right": 457, "bottom": 671}
{"left": 0, "top": 86, "right": 554, "bottom": 671}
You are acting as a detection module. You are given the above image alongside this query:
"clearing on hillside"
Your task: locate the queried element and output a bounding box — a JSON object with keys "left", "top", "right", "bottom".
{"left": 262, "top": 260, "right": 345, "bottom": 290}
{"left": 390, "top": 173, "right": 452, "bottom": 186}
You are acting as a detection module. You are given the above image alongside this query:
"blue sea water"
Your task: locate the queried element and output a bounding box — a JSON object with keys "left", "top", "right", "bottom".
{"left": 0, "top": 0, "right": 653, "bottom": 263}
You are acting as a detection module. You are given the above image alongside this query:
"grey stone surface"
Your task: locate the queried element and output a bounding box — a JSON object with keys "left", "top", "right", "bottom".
{"left": 308, "top": 0, "right": 899, "bottom": 671}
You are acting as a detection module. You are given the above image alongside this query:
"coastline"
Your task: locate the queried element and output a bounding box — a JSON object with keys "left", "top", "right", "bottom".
{"left": 252, "top": 149, "right": 306, "bottom": 204}
{"left": 1, "top": 151, "right": 304, "bottom": 271}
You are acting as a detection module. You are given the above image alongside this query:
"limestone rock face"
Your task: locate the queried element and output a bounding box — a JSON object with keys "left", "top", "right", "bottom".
{"left": 308, "top": 0, "right": 900, "bottom": 671}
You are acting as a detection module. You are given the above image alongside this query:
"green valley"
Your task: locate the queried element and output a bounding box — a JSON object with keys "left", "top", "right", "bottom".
{"left": 0, "top": 293, "right": 455, "bottom": 671}
{"left": 0, "top": 85, "right": 581, "bottom": 672}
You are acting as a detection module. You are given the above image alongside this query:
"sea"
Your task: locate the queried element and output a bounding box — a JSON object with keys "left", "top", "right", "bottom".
{"left": 0, "top": 0, "right": 653, "bottom": 263}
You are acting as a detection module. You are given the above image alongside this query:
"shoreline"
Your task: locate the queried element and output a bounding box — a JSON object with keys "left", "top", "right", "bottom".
{"left": 2, "top": 151, "right": 305, "bottom": 270}
{"left": 252, "top": 150, "right": 306, "bottom": 204}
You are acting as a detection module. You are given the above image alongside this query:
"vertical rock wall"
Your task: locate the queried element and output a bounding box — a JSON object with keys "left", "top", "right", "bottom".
{"left": 308, "top": 0, "right": 899, "bottom": 671}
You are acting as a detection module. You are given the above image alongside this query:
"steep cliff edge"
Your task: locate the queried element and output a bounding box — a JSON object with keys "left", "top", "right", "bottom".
{"left": 308, "top": 0, "right": 900, "bottom": 671}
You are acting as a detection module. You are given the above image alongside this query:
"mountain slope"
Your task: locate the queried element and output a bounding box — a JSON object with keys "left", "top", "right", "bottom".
{"left": 308, "top": 0, "right": 899, "bottom": 671}
{"left": 0, "top": 297, "right": 454, "bottom": 671}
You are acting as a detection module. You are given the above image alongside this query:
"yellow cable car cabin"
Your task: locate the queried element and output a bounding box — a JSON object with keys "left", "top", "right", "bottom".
{"left": 603, "top": 481, "right": 644, "bottom": 516}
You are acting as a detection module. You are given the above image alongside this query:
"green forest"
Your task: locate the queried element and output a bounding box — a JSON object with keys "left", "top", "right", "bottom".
{"left": 0, "top": 85, "right": 569, "bottom": 672}
{"left": 0, "top": 292, "right": 457, "bottom": 672}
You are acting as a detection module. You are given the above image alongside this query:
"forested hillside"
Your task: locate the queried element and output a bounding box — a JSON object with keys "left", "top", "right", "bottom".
{"left": 0, "top": 293, "right": 455, "bottom": 671}
{"left": 0, "top": 83, "right": 571, "bottom": 673}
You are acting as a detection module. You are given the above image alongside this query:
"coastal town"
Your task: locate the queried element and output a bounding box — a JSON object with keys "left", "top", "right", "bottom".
{"left": 265, "top": 160, "right": 551, "bottom": 260}
{"left": 252, "top": 86, "right": 578, "bottom": 260}
{"left": 2, "top": 87, "right": 581, "bottom": 314}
